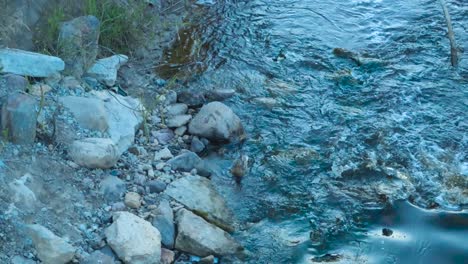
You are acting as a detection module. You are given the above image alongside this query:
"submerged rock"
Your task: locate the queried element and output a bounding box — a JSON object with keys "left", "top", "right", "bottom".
{"left": 26, "top": 224, "right": 75, "bottom": 264}
{"left": 69, "top": 138, "right": 120, "bottom": 169}
{"left": 188, "top": 102, "right": 244, "bottom": 142}
{"left": 175, "top": 209, "right": 243, "bottom": 257}
{"left": 87, "top": 55, "right": 128, "bottom": 86}
{"left": 0, "top": 48, "right": 64, "bottom": 77}
{"left": 1, "top": 93, "right": 37, "bottom": 144}
{"left": 59, "top": 15, "right": 100, "bottom": 78}
{"left": 165, "top": 175, "right": 234, "bottom": 231}
{"left": 105, "top": 212, "right": 161, "bottom": 264}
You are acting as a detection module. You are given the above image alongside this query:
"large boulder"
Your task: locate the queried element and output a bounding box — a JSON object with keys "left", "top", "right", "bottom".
{"left": 105, "top": 212, "right": 161, "bottom": 264}
{"left": 188, "top": 102, "right": 244, "bottom": 142}
{"left": 59, "top": 96, "right": 108, "bottom": 132}
{"left": 26, "top": 224, "right": 76, "bottom": 264}
{"left": 151, "top": 199, "right": 175, "bottom": 249}
{"left": 175, "top": 209, "right": 243, "bottom": 257}
{"left": 1, "top": 93, "right": 37, "bottom": 144}
{"left": 68, "top": 138, "right": 120, "bottom": 169}
{"left": 0, "top": 48, "right": 64, "bottom": 77}
{"left": 58, "top": 15, "right": 100, "bottom": 78}
{"left": 165, "top": 175, "right": 234, "bottom": 231}
{"left": 87, "top": 55, "right": 128, "bottom": 86}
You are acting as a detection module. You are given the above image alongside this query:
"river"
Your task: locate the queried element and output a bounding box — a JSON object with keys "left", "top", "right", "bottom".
{"left": 157, "top": 0, "right": 468, "bottom": 263}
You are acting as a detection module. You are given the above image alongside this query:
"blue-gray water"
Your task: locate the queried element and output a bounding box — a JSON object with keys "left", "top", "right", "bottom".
{"left": 158, "top": 0, "right": 468, "bottom": 262}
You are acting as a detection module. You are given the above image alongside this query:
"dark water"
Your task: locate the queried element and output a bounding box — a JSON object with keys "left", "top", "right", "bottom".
{"left": 158, "top": 0, "right": 468, "bottom": 262}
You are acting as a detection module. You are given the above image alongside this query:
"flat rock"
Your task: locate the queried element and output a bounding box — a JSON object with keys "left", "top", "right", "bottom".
{"left": 105, "top": 212, "right": 161, "bottom": 264}
{"left": 166, "top": 115, "right": 191, "bottom": 128}
{"left": 0, "top": 48, "right": 65, "bottom": 77}
{"left": 26, "top": 224, "right": 75, "bottom": 264}
{"left": 151, "top": 199, "right": 175, "bottom": 248}
{"left": 167, "top": 151, "right": 201, "bottom": 172}
{"left": 175, "top": 209, "right": 243, "bottom": 257}
{"left": 87, "top": 55, "right": 128, "bottom": 86}
{"left": 69, "top": 138, "right": 120, "bottom": 169}
{"left": 188, "top": 102, "right": 244, "bottom": 142}
{"left": 165, "top": 175, "right": 234, "bottom": 231}
{"left": 60, "top": 96, "right": 108, "bottom": 132}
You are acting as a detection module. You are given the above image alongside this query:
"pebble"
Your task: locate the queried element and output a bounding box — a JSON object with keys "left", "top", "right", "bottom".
{"left": 154, "top": 147, "right": 174, "bottom": 161}
{"left": 124, "top": 192, "right": 141, "bottom": 209}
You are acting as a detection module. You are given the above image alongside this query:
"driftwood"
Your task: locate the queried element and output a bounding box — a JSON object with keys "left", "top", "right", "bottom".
{"left": 439, "top": 0, "right": 458, "bottom": 67}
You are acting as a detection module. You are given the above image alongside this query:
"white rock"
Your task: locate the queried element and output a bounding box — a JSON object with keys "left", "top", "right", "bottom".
{"left": 188, "top": 102, "right": 244, "bottom": 142}
{"left": 60, "top": 96, "right": 109, "bottom": 132}
{"left": 154, "top": 147, "right": 173, "bottom": 161}
{"left": 9, "top": 174, "right": 36, "bottom": 210}
{"left": 26, "top": 224, "right": 75, "bottom": 264}
{"left": 0, "top": 48, "right": 65, "bottom": 77}
{"left": 124, "top": 192, "right": 141, "bottom": 209}
{"left": 69, "top": 138, "right": 120, "bottom": 169}
{"left": 105, "top": 212, "right": 161, "bottom": 264}
{"left": 87, "top": 54, "right": 128, "bottom": 86}
{"left": 175, "top": 209, "right": 243, "bottom": 257}
{"left": 166, "top": 115, "right": 191, "bottom": 128}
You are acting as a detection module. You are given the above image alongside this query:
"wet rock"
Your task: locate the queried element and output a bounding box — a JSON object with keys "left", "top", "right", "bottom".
{"left": 165, "top": 175, "right": 233, "bottom": 231}
{"left": 69, "top": 138, "right": 120, "bottom": 169}
{"left": 58, "top": 16, "right": 100, "bottom": 78}
{"left": 205, "top": 89, "right": 236, "bottom": 101}
{"left": 0, "top": 48, "right": 65, "bottom": 77}
{"left": 177, "top": 90, "right": 206, "bottom": 107}
{"left": 60, "top": 96, "right": 108, "bottom": 132}
{"left": 151, "top": 199, "right": 175, "bottom": 248}
{"left": 166, "top": 115, "right": 191, "bottom": 128}
{"left": 105, "top": 212, "right": 161, "bottom": 264}
{"left": 87, "top": 55, "right": 128, "bottom": 86}
{"left": 153, "top": 129, "right": 174, "bottom": 145}
{"left": 167, "top": 151, "right": 202, "bottom": 172}
{"left": 83, "top": 250, "right": 115, "bottom": 264}
{"left": 124, "top": 192, "right": 141, "bottom": 209}
{"left": 154, "top": 147, "right": 173, "bottom": 161}
{"left": 1, "top": 92, "right": 37, "bottom": 144}
{"left": 190, "top": 137, "right": 205, "bottom": 153}
{"left": 188, "top": 102, "right": 244, "bottom": 142}
{"left": 253, "top": 97, "right": 277, "bottom": 108}
{"left": 382, "top": 228, "right": 393, "bottom": 237}
{"left": 175, "top": 209, "right": 243, "bottom": 257}
{"left": 101, "top": 176, "right": 126, "bottom": 202}
{"left": 160, "top": 248, "right": 175, "bottom": 264}
{"left": 26, "top": 224, "right": 75, "bottom": 264}
{"left": 148, "top": 180, "right": 167, "bottom": 193}
{"left": 166, "top": 103, "right": 188, "bottom": 116}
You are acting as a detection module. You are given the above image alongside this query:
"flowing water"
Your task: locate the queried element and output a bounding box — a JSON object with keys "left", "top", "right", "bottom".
{"left": 158, "top": 0, "right": 468, "bottom": 263}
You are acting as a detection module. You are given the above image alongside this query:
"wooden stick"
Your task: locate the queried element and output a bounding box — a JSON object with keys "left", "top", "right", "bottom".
{"left": 439, "top": 0, "right": 458, "bottom": 67}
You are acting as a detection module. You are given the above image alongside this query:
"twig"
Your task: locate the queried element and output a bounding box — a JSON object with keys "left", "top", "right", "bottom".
{"left": 439, "top": 0, "right": 458, "bottom": 67}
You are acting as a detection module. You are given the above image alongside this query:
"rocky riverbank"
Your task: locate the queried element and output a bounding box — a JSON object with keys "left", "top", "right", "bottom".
{"left": 0, "top": 11, "right": 248, "bottom": 264}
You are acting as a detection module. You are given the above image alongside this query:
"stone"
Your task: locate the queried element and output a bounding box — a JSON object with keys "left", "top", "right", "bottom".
{"left": 82, "top": 250, "right": 116, "bottom": 264}
{"left": 166, "top": 104, "right": 188, "bottom": 116}
{"left": 165, "top": 175, "right": 233, "bottom": 231}
{"left": 26, "top": 224, "right": 75, "bottom": 264}
{"left": 154, "top": 147, "right": 173, "bottom": 161}
{"left": 253, "top": 97, "right": 277, "bottom": 108}
{"left": 3, "top": 74, "right": 28, "bottom": 93}
{"left": 188, "top": 102, "right": 244, "bottom": 142}
{"left": 147, "top": 180, "right": 167, "bottom": 193}
{"left": 60, "top": 96, "right": 108, "bottom": 132}
{"left": 69, "top": 138, "right": 120, "bottom": 169}
{"left": 101, "top": 176, "right": 126, "bottom": 202}
{"left": 29, "top": 83, "right": 52, "bottom": 96}
{"left": 105, "top": 212, "right": 161, "bottom": 264}
{"left": 60, "top": 76, "right": 82, "bottom": 90}
{"left": 9, "top": 174, "right": 36, "bottom": 210}
{"left": 174, "top": 126, "right": 187, "bottom": 136}
{"left": 92, "top": 91, "right": 144, "bottom": 155}
{"left": 160, "top": 248, "right": 175, "bottom": 264}
{"left": 151, "top": 199, "right": 175, "bottom": 248}
{"left": 175, "top": 209, "right": 243, "bottom": 257}
{"left": 167, "top": 151, "right": 201, "bottom": 172}
{"left": 0, "top": 48, "right": 65, "bottom": 77}
{"left": 124, "top": 192, "right": 141, "bottom": 209}
{"left": 152, "top": 129, "right": 174, "bottom": 145}
{"left": 11, "top": 255, "right": 36, "bottom": 264}
{"left": 1, "top": 92, "right": 37, "bottom": 144}
{"left": 177, "top": 90, "right": 206, "bottom": 107}
{"left": 164, "top": 91, "right": 177, "bottom": 105}
{"left": 87, "top": 55, "right": 128, "bottom": 86}
{"left": 199, "top": 255, "right": 215, "bottom": 264}
{"left": 205, "top": 89, "right": 236, "bottom": 101}
{"left": 58, "top": 16, "right": 100, "bottom": 78}
{"left": 190, "top": 137, "right": 205, "bottom": 153}
{"left": 166, "top": 115, "right": 191, "bottom": 128}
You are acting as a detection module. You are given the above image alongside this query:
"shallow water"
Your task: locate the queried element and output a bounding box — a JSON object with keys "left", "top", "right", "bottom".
{"left": 158, "top": 0, "right": 468, "bottom": 262}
